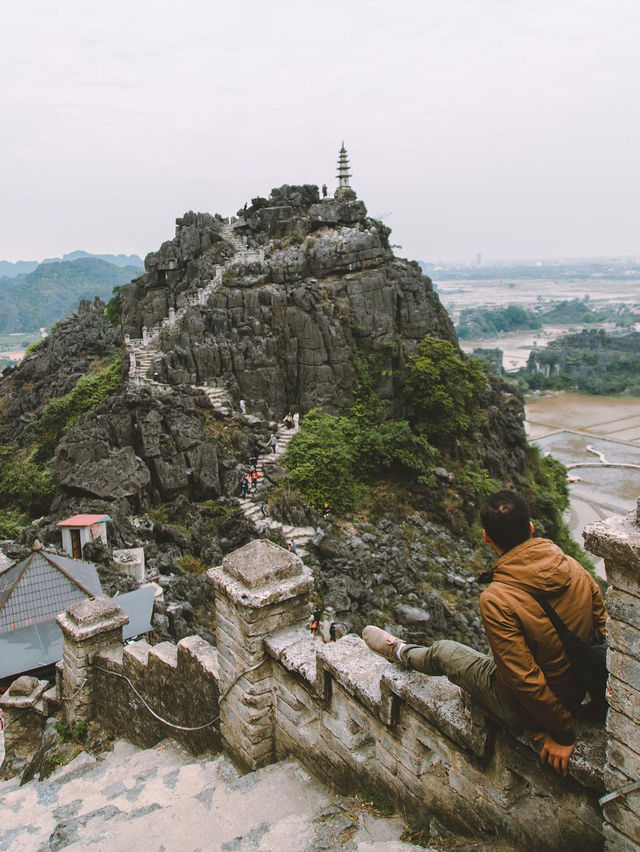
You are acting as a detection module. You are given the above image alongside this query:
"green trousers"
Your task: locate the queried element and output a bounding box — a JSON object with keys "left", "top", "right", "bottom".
{"left": 402, "top": 640, "right": 534, "bottom": 731}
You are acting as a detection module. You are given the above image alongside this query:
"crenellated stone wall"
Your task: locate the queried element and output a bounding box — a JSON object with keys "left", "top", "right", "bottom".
{"left": 584, "top": 500, "right": 640, "bottom": 851}
{"left": 8, "top": 514, "right": 640, "bottom": 848}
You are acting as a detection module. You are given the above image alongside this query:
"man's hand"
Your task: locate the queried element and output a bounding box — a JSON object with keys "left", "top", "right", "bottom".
{"left": 534, "top": 732, "right": 575, "bottom": 776}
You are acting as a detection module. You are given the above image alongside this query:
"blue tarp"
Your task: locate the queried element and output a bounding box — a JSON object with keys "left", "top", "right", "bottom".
{"left": 0, "top": 586, "right": 155, "bottom": 680}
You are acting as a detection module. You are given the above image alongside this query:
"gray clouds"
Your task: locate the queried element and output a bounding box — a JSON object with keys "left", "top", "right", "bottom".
{"left": 1, "top": 0, "right": 638, "bottom": 261}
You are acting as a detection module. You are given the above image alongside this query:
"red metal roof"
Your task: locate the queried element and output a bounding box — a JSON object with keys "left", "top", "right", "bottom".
{"left": 56, "top": 514, "right": 111, "bottom": 528}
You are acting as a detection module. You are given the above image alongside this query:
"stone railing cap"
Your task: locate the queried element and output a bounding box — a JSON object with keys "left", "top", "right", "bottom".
{"left": 221, "top": 540, "right": 304, "bottom": 590}
{"left": 1, "top": 675, "right": 49, "bottom": 707}
{"left": 583, "top": 508, "right": 640, "bottom": 567}
{"left": 57, "top": 595, "right": 129, "bottom": 638}
{"left": 6, "top": 674, "right": 40, "bottom": 697}
{"left": 209, "top": 563, "right": 313, "bottom": 608}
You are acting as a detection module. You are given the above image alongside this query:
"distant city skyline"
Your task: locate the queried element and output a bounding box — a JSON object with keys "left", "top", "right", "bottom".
{"left": 1, "top": 1, "right": 639, "bottom": 264}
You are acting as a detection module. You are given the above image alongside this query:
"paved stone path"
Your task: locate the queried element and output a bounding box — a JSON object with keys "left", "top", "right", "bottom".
{"left": 0, "top": 739, "right": 428, "bottom": 851}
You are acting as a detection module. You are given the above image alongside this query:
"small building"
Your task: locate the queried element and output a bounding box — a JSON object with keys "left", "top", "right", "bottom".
{"left": 0, "top": 544, "right": 153, "bottom": 681}
{"left": 0, "top": 545, "right": 103, "bottom": 636}
{"left": 57, "top": 514, "right": 111, "bottom": 559}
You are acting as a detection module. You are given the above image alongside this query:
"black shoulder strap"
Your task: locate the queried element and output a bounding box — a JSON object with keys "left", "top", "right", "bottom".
{"left": 531, "top": 594, "right": 572, "bottom": 640}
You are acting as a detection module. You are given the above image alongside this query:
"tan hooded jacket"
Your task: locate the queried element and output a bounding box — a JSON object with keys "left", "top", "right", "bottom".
{"left": 479, "top": 537, "right": 607, "bottom": 744}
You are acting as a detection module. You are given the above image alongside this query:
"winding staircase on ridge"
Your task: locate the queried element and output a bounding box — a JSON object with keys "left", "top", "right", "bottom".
{"left": 123, "top": 223, "right": 316, "bottom": 559}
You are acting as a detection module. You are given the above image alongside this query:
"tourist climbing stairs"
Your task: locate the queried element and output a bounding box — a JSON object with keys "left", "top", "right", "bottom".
{"left": 122, "top": 224, "right": 314, "bottom": 556}
{"left": 237, "top": 423, "right": 316, "bottom": 558}
{"left": 130, "top": 346, "right": 162, "bottom": 385}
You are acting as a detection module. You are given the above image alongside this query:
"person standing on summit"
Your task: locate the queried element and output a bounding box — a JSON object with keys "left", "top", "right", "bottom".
{"left": 364, "top": 490, "right": 607, "bottom": 776}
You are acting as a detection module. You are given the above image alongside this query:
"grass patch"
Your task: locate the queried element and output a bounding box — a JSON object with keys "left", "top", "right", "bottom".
{"left": 23, "top": 354, "right": 123, "bottom": 460}
{"left": 355, "top": 787, "right": 395, "bottom": 818}
{"left": 0, "top": 508, "right": 29, "bottom": 539}
{"left": 177, "top": 555, "right": 208, "bottom": 574}
{"left": 147, "top": 506, "right": 169, "bottom": 524}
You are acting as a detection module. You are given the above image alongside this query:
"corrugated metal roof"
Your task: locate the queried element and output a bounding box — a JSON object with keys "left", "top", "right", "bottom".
{"left": 0, "top": 551, "right": 102, "bottom": 634}
{"left": 118, "top": 585, "right": 155, "bottom": 639}
{"left": 44, "top": 552, "right": 103, "bottom": 597}
{"left": 0, "top": 586, "right": 155, "bottom": 679}
{"left": 57, "top": 514, "right": 111, "bottom": 527}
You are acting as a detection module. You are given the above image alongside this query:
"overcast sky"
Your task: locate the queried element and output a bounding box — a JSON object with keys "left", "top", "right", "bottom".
{"left": 1, "top": 0, "right": 638, "bottom": 264}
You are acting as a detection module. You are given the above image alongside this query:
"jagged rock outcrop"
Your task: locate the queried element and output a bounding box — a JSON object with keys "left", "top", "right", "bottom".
{"left": 52, "top": 385, "right": 252, "bottom": 509}
{"left": 0, "top": 183, "right": 531, "bottom": 649}
{"left": 120, "top": 186, "right": 457, "bottom": 419}
{"left": 120, "top": 212, "right": 231, "bottom": 334}
{"left": 311, "top": 512, "right": 490, "bottom": 646}
{"left": 0, "top": 299, "right": 121, "bottom": 445}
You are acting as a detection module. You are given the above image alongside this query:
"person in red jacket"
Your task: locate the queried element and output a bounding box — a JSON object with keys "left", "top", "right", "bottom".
{"left": 363, "top": 490, "right": 607, "bottom": 776}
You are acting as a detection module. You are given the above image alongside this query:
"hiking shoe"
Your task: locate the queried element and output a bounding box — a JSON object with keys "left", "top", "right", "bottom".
{"left": 362, "top": 625, "right": 407, "bottom": 664}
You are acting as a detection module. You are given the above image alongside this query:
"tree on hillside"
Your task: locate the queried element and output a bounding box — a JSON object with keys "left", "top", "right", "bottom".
{"left": 404, "top": 337, "right": 487, "bottom": 448}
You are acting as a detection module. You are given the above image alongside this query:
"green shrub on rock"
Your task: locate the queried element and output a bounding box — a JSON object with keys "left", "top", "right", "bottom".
{"left": 24, "top": 354, "right": 122, "bottom": 460}
{"left": 0, "top": 508, "right": 29, "bottom": 539}
{"left": 283, "top": 409, "right": 366, "bottom": 513}
{"left": 177, "top": 555, "right": 208, "bottom": 575}
{"left": 404, "top": 337, "right": 487, "bottom": 448}
{"left": 0, "top": 447, "right": 54, "bottom": 513}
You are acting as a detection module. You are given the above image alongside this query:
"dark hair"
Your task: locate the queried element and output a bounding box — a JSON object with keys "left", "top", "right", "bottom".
{"left": 480, "top": 490, "right": 531, "bottom": 553}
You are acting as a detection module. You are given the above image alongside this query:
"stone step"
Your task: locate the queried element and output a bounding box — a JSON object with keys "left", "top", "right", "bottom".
{"left": 0, "top": 744, "right": 425, "bottom": 851}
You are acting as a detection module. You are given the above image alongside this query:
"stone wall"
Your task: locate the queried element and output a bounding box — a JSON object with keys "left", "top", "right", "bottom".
{"left": 0, "top": 676, "right": 55, "bottom": 779}
{"left": 11, "top": 518, "right": 640, "bottom": 848}
{"left": 263, "top": 629, "right": 605, "bottom": 849}
{"left": 54, "top": 596, "right": 219, "bottom": 755}
{"left": 584, "top": 501, "right": 640, "bottom": 851}
{"left": 208, "top": 540, "right": 606, "bottom": 850}
{"left": 92, "top": 635, "right": 219, "bottom": 754}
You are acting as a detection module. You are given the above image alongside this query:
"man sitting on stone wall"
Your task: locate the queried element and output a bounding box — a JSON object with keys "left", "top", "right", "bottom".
{"left": 363, "top": 490, "right": 608, "bottom": 776}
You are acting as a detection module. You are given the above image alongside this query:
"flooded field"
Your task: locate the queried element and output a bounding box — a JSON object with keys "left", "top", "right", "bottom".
{"left": 459, "top": 326, "right": 576, "bottom": 370}
{"left": 437, "top": 276, "right": 640, "bottom": 314}
{"left": 0, "top": 331, "right": 40, "bottom": 362}
{"left": 438, "top": 274, "right": 640, "bottom": 370}
{"left": 525, "top": 391, "right": 640, "bottom": 576}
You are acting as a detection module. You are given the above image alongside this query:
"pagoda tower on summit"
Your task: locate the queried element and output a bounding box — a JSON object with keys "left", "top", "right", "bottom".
{"left": 334, "top": 142, "right": 356, "bottom": 200}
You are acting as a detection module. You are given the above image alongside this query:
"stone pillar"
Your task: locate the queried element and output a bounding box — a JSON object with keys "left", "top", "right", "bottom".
{"left": 142, "top": 326, "right": 149, "bottom": 345}
{"left": 209, "top": 539, "right": 313, "bottom": 770}
{"left": 198, "top": 288, "right": 205, "bottom": 305}
{"left": 584, "top": 501, "right": 640, "bottom": 851}
{"left": 0, "top": 676, "right": 49, "bottom": 779}
{"left": 57, "top": 597, "right": 128, "bottom": 726}
{"left": 168, "top": 307, "right": 176, "bottom": 325}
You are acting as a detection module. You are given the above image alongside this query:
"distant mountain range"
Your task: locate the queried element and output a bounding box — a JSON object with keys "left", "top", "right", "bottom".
{"left": 0, "top": 254, "right": 144, "bottom": 333}
{"left": 0, "top": 250, "right": 143, "bottom": 279}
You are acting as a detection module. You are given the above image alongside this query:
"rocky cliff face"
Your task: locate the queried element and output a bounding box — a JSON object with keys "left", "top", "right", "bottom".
{"left": 0, "top": 298, "right": 121, "bottom": 446}
{"left": 0, "top": 184, "right": 530, "bottom": 645}
{"left": 120, "top": 187, "right": 457, "bottom": 419}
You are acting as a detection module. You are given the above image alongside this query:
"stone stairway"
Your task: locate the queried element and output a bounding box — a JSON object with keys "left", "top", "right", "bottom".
{"left": 237, "top": 424, "right": 316, "bottom": 557}
{"left": 0, "top": 739, "right": 425, "bottom": 851}
{"left": 191, "top": 383, "right": 234, "bottom": 416}
{"left": 122, "top": 224, "right": 314, "bottom": 556}
{"left": 125, "top": 223, "right": 244, "bottom": 387}
{"left": 130, "top": 346, "right": 161, "bottom": 386}
{"left": 220, "top": 222, "right": 246, "bottom": 260}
